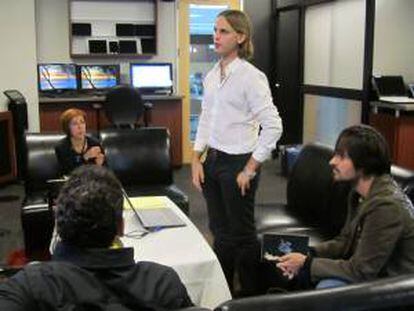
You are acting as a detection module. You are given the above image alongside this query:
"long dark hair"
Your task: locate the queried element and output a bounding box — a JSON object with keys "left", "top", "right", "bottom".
{"left": 335, "top": 125, "right": 390, "bottom": 177}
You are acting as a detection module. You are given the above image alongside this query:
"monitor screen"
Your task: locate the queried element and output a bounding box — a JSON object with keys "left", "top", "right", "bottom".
{"left": 373, "top": 75, "right": 407, "bottom": 96}
{"left": 130, "top": 63, "right": 173, "bottom": 92}
{"left": 38, "top": 64, "right": 77, "bottom": 91}
{"left": 79, "top": 65, "right": 120, "bottom": 90}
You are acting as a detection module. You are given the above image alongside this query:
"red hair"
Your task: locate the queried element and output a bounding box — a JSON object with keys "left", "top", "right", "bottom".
{"left": 60, "top": 108, "right": 86, "bottom": 136}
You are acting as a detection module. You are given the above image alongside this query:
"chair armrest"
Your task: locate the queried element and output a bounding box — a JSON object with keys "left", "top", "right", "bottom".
{"left": 21, "top": 203, "right": 54, "bottom": 261}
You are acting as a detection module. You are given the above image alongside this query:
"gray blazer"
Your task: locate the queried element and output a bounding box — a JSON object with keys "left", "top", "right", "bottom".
{"left": 311, "top": 174, "right": 414, "bottom": 283}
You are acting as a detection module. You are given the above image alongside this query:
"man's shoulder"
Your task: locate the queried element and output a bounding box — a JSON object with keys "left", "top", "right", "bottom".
{"left": 135, "top": 261, "right": 179, "bottom": 279}
{"left": 238, "top": 59, "right": 265, "bottom": 77}
{"left": 22, "top": 260, "right": 176, "bottom": 287}
{"left": 366, "top": 177, "right": 414, "bottom": 216}
{"left": 8, "top": 260, "right": 192, "bottom": 309}
{"left": 22, "top": 261, "right": 90, "bottom": 277}
{"left": 132, "top": 261, "right": 192, "bottom": 307}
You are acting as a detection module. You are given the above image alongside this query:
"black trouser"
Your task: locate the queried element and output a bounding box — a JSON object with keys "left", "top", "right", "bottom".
{"left": 202, "top": 148, "right": 262, "bottom": 296}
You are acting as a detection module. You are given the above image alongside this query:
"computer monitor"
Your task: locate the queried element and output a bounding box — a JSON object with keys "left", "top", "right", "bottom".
{"left": 78, "top": 64, "right": 120, "bottom": 90}
{"left": 38, "top": 63, "right": 77, "bottom": 92}
{"left": 130, "top": 63, "right": 173, "bottom": 94}
{"left": 372, "top": 75, "right": 407, "bottom": 97}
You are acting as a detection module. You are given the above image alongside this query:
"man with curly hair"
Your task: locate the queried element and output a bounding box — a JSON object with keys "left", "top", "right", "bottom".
{"left": 0, "top": 166, "right": 193, "bottom": 310}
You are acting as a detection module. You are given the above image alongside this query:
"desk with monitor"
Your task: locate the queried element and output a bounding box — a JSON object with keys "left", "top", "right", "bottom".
{"left": 38, "top": 94, "right": 183, "bottom": 166}
{"left": 37, "top": 62, "right": 183, "bottom": 166}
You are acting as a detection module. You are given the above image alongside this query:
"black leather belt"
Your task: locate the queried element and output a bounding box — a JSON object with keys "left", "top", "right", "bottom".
{"left": 207, "top": 148, "right": 251, "bottom": 159}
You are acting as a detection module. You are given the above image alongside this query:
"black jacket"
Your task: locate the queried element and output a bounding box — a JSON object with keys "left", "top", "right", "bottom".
{"left": 0, "top": 245, "right": 193, "bottom": 311}
{"left": 55, "top": 135, "right": 105, "bottom": 176}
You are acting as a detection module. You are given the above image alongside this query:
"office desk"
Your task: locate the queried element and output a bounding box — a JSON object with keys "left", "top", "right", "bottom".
{"left": 121, "top": 197, "right": 232, "bottom": 309}
{"left": 39, "top": 94, "right": 183, "bottom": 166}
{"left": 370, "top": 101, "right": 414, "bottom": 170}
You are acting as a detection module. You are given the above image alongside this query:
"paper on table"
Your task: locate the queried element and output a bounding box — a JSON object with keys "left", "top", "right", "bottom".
{"left": 123, "top": 196, "right": 167, "bottom": 210}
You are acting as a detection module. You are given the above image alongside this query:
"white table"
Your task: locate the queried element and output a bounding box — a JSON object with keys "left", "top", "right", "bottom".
{"left": 120, "top": 196, "right": 232, "bottom": 309}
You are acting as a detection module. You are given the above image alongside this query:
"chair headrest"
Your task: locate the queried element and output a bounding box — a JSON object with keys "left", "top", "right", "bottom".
{"left": 24, "top": 133, "right": 65, "bottom": 191}
{"left": 99, "top": 127, "right": 172, "bottom": 186}
{"left": 104, "top": 85, "right": 144, "bottom": 126}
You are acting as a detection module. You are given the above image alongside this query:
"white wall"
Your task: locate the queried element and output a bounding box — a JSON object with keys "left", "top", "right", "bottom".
{"left": 36, "top": 0, "right": 71, "bottom": 63}
{"left": 303, "top": 0, "right": 365, "bottom": 145}
{"left": 0, "top": 0, "right": 39, "bottom": 131}
{"left": 36, "top": 0, "right": 178, "bottom": 87}
{"left": 373, "top": 0, "right": 414, "bottom": 83}
{"left": 303, "top": 95, "right": 361, "bottom": 146}
{"left": 304, "top": 0, "right": 365, "bottom": 89}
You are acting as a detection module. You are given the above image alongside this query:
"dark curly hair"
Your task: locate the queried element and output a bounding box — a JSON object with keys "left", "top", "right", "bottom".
{"left": 335, "top": 124, "right": 391, "bottom": 177}
{"left": 56, "top": 165, "right": 123, "bottom": 248}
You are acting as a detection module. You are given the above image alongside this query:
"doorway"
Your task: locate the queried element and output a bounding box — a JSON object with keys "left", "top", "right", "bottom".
{"left": 178, "top": 0, "right": 240, "bottom": 163}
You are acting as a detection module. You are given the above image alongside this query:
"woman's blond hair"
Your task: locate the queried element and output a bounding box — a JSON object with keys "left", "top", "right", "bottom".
{"left": 218, "top": 10, "right": 254, "bottom": 60}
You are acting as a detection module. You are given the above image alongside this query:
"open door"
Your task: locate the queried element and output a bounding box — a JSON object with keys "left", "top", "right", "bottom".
{"left": 178, "top": 0, "right": 240, "bottom": 163}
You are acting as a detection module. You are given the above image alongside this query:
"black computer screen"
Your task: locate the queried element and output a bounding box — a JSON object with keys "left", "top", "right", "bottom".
{"left": 373, "top": 76, "right": 407, "bottom": 96}
{"left": 79, "top": 65, "right": 120, "bottom": 90}
{"left": 38, "top": 64, "right": 77, "bottom": 91}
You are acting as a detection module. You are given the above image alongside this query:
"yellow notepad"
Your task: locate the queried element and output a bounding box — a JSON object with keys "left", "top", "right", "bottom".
{"left": 123, "top": 196, "right": 167, "bottom": 210}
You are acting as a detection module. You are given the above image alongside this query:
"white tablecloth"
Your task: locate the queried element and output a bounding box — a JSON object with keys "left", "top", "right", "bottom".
{"left": 120, "top": 196, "right": 232, "bottom": 309}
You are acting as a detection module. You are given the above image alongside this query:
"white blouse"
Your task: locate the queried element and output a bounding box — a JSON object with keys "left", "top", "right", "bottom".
{"left": 194, "top": 57, "right": 283, "bottom": 162}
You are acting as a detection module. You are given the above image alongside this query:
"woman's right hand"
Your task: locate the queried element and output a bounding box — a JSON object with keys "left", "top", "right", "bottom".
{"left": 84, "top": 146, "right": 102, "bottom": 162}
{"left": 191, "top": 154, "right": 205, "bottom": 192}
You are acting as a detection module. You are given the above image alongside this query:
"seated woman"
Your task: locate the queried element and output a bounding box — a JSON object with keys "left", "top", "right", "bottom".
{"left": 55, "top": 108, "right": 105, "bottom": 176}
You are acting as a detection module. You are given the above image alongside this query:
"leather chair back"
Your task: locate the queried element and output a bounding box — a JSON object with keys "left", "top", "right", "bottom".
{"left": 391, "top": 165, "right": 414, "bottom": 204}
{"left": 215, "top": 274, "right": 414, "bottom": 311}
{"left": 24, "top": 133, "right": 65, "bottom": 193}
{"left": 100, "top": 127, "right": 173, "bottom": 186}
{"left": 104, "top": 85, "right": 144, "bottom": 128}
{"left": 287, "top": 144, "right": 349, "bottom": 237}
{"left": 21, "top": 203, "right": 54, "bottom": 261}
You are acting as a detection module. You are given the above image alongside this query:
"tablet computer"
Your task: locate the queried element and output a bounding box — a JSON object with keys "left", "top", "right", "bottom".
{"left": 261, "top": 234, "right": 309, "bottom": 261}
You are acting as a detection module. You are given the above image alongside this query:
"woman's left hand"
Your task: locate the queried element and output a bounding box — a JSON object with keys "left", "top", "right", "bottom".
{"left": 94, "top": 152, "right": 105, "bottom": 166}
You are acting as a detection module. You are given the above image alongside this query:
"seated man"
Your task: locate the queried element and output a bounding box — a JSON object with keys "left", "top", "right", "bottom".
{"left": 276, "top": 125, "right": 414, "bottom": 289}
{"left": 0, "top": 166, "right": 193, "bottom": 310}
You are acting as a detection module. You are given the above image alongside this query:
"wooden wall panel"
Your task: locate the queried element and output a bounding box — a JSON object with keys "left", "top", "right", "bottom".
{"left": 370, "top": 112, "right": 414, "bottom": 170}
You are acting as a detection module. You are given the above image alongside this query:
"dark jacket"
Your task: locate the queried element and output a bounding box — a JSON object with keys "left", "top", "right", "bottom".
{"left": 311, "top": 174, "right": 414, "bottom": 283}
{"left": 55, "top": 135, "right": 104, "bottom": 176}
{"left": 0, "top": 245, "right": 193, "bottom": 311}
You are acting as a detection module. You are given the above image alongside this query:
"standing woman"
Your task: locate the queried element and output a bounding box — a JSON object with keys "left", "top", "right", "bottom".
{"left": 55, "top": 108, "right": 105, "bottom": 176}
{"left": 192, "top": 10, "right": 283, "bottom": 296}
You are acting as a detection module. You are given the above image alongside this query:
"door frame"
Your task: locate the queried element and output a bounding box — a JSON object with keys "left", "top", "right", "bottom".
{"left": 178, "top": 0, "right": 240, "bottom": 163}
{"left": 272, "top": 4, "right": 304, "bottom": 144}
{"left": 272, "top": 0, "right": 376, "bottom": 142}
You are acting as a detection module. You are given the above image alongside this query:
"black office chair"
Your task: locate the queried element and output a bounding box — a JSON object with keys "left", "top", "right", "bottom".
{"left": 104, "top": 85, "right": 152, "bottom": 128}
